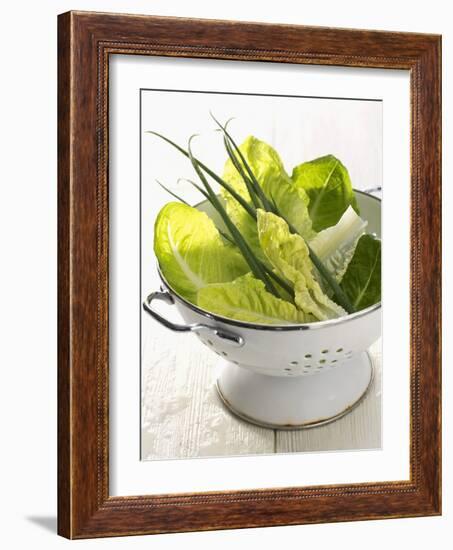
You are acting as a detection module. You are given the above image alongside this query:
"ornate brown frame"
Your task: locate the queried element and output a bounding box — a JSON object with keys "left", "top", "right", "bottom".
{"left": 58, "top": 11, "right": 441, "bottom": 539}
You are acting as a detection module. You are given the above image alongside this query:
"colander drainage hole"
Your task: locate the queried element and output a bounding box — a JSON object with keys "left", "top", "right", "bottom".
{"left": 284, "top": 368, "right": 292, "bottom": 371}
{"left": 304, "top": 354, "right": 312, "bottom": 358}
{"left": 319, "top": 359, "right": 326, "bottom": 364}
{"left": 221, "top": 351, "right": 228, "bottom": 357}
{"left": 290, "top": 361, "right": 299, "bottom": 365}
{"left": 321, "top": 349, "right": 329, "bottom": 354}
{"left": 207, "top": 340, "right": 213, "bottom": 346}
{"left": 336, "top": 347, "right": 343, "bottom": 353}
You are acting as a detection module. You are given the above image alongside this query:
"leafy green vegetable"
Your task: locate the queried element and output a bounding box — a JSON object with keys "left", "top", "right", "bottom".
{"left": 340, "top": 234, "right": 381, "bottom": 311}
{"left": 148, "top": 130, "right": 258, "bottom": 221}
{"left": 154, "top": 202, "right": 248, "bottom": 303}
{"left": 292, "top": 154, "right": 359, "bottom": 232}
{"left": 222, "top": 135, "right": 286, "bottom": 200}
{"left": 198, "top": 273, "right": 311, "bottom": 325}
{"left": 222, "top": 136, "right": 315, "bottom": 241}
{"left": 186, "top": 136, "right": 279, "bottom": 296}
{"left": 150, "top": 123, "right": 381, "bottom": 325}
{"left": 309, "top": 206, "right": 368, "bottom": 284}
{"left": 257, "top": 210, "right": 346, "bottom": 321}
{"left": 219, "top": 192, "right": 266, "bottom": 262}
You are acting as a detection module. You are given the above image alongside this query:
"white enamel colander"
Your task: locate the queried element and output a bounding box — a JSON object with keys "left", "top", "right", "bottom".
{"left": 143, "top": 189, "right": 381, "bottom": 429}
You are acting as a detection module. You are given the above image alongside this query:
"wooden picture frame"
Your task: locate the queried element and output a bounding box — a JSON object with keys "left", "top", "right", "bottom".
{"left": 58, "top": 10, "right": 441, "bottom": 539}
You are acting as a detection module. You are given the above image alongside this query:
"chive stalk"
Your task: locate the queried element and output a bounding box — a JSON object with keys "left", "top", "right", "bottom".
{"left": 187, "top": 137, "right": 279, "bottom": 297}
{"left": 223, "top": 136, "right": 261, "bottom": 209}
{"left": 156, "top": 180, "right": 190, "bottom": 206}
{"left": 210, "top": 113, "right": 276, "bottom": 213}
{"left": 261, "top": 195, "right": 355, "bottom": 313}
{"left": 147, "top": 131, "right": 257, "bottom": 221}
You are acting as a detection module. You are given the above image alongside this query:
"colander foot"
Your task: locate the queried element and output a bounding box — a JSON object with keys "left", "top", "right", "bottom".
{"left": 216, "top": 352, "right": 374, "bottom": 430}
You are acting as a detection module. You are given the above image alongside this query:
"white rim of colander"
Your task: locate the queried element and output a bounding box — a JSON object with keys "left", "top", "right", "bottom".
{"left": 156, "top": 189, "right": 381, "bottom": 332}
{"left": 158, "top": 270, "right": 381, "bottom": 332}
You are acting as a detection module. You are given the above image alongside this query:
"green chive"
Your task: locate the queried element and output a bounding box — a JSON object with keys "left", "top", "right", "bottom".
{"left": 264, "top": 191, "right": 355, "bottom": 313}
{"left": 156, "top": 180, "right": 190, "bottom": 205}
{"left": 260, "top": 264, "right": 295, "bottom": 298}
{"left": 210, "top": 113, "right": 275, "bottom": 212}
{"left": 147, "top": 131, "right": 256, "bottom": 221}
{"left": 187, "top": 136, "right": 279, "bottom": 297}
{"left": 223, "top": 136, "right": 261, "bottom": 209}
{"left": 307, "top": 244, "right": 355, "bottom": 313}
{"left": 158, "top": 177, "right": 294, "bottom": 300}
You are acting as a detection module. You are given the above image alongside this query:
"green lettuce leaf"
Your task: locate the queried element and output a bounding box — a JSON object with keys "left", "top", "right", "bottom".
{"left": 154, "top": 202, "right": 248, "bottom": 303}
{"left": 340, "top": 234, "right": 381, "bottom": 311}
{"left": 222, "top": 136, "right": 315, "bottom": 245}
{"left": 197, "top": 273, "right": 311, "bottom": 325}
{"left": 257, "top": 210, "right": 346, "bottom": 321}
{"left": 222, "top": 135, "right": 290, "bottom": 200}
{"left": 220, "top": 195, "right": 266, "bottom": 262}
{"left": 309, "top": 206, "right": 368, "bottom": 284}
{"left": 292, "top": 154, "right": 359, "bottom": 232}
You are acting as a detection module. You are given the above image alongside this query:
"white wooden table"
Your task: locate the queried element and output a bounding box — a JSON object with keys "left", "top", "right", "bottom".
{"left": 141, "top": 317, "right": 381, "bottom": 460}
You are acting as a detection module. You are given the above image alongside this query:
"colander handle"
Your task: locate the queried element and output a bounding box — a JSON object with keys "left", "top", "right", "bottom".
{"left": 363, "top": 186, "right": 382, "bottom": 196}
{"left": 143, "top": 291, "right": 245, "bottom": 347}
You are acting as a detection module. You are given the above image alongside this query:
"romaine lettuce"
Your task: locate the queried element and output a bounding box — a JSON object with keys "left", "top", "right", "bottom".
{"left": 154, "top": 202, "right": 248, "bottom": 303}
{"left": 219, "top": 193, "right": 266, "bottom": 263}
{"left": 222, "top": 136, "right": 315, "bottom": 243}
{"left": 257, "top": 210, "right": 346, "bottom": 321}
{"left": 198, "top": 273, "right": 311, "bottom": 325}
{"left": 340, "top": 234, "right": 381, "bottom": 311}
{"left": 151, "top": 127, "right": 381, "bottom": 325}
{"left": 309, "top": 205, "right": 368, "bottom": 283}
{"left": 292, "top": 154, "right": 359, "bottom": 231}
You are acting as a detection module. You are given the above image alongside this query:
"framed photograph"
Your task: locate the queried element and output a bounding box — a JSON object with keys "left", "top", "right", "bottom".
{"left": 58, "top": 11, "right": 441, "bottom": 538}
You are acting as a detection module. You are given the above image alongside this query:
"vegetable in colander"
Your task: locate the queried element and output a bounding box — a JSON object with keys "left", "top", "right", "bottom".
{"left": 149, "top": 117, "right": 381, "bottom": 325}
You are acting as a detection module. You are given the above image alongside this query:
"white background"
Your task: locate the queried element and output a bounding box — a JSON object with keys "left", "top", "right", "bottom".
{"left": 111, "top": 57, "right": 411, "bottom": 494}
{"left": 0, "top": 0, "right": 450, "bottom": 548}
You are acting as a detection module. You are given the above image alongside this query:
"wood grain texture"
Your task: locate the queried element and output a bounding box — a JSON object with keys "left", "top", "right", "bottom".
{"left": 141, "top": 330, "right": 381, "bottom": 459}
{"left": 57, "top": 10, "right": 441, "bottom": 539}
{"left": 141, "top": 324, "right": 275, "bottom": 459}
{"left": 277, "top": 341, "right": 382, "bottom": 453}
{"left": 57, "top": 11, "right": 71, "bottom": 537}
